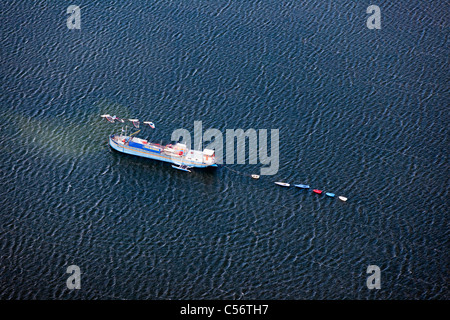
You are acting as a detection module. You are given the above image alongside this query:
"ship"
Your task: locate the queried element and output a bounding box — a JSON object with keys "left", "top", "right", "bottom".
{"left": 102, "top": 115, "right": 217, "bottom": 171}
{"left": 109, "top": 131, "right": 217, "bottom": 171}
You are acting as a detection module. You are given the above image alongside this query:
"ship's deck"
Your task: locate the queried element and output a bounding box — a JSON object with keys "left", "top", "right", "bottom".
{"left": 110, "top": 134, "right": 216, "bottom": 167}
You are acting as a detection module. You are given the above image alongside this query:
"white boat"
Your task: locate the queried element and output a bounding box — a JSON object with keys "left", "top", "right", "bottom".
{"left": 144, "top": 121, "right": 155, "bottom": 129}
{"left": 275, "top": 182, "right": 290, "bottom": 187}
{"left": 128, "top": 119, "right": 140, "bottom": 128}
{"left": 112, "top": 115, "right": 125, "bottom": 123}
{"left": 338, "top": 196, "right": 348, "bottom": 202}
{"left": 172, "top": 164, "right": 192, "bottom": 172}
{"left": 101, "top": 114, "right": 115, "bottom": 123}
{"left": 251, "top": 174, "right": 260, "bottom": 179}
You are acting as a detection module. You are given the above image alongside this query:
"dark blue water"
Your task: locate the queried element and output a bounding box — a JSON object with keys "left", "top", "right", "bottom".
{"left": 1, "top": 0, "right": 448, "bottom": 299}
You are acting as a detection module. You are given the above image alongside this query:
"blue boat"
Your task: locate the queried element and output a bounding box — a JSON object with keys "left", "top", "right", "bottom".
{"left": 325, "top": 192, "right": 335, "bottom": 197}
{"left": 294, "top": 184, "right": 310, "bottom": 189}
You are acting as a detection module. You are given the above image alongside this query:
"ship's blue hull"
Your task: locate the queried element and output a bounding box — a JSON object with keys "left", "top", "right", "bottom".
{"left": 109, "top": 135, "right": 217, "bottom": 168}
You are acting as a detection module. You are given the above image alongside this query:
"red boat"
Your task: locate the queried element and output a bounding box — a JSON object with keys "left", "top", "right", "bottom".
{"left": 313, "top": 189, "right": 323, "bottom": 194}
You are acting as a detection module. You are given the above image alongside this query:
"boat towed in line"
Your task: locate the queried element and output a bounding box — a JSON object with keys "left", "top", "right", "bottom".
{"left": 275, "top": 182, "right": 290, "bottom": 187}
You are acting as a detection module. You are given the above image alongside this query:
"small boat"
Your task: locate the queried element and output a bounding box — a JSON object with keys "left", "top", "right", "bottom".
{"left": 313, "top": 189, "right": 323, "bottom": 194}
{"left": 171, "top": 164, "right": 191, "bottom": 172}
{"left": 338, "top": 196, "right": 348, "bottom": 202}
{"left": 325, "top": 192, "right": 335, "bottom": 197}
{"left": 128, "top": 119, "right": 140, "bottom": 128}
{"left": 294, "top": 184, "right": 310, "bottom": 189}
{"left": 144, "top": 121, "right": 155, "bottom": 129}
{"left": 112, "top": 115, "right": 125, "bottom": 123}
{"left": 251, "top": 174, "right": 260, "bottom": 179}
{"left": 101, "top": 114, "right": 115, "bottom": 123}
{"left": 275, "top": 182, "right": 290, "bottom": 187}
